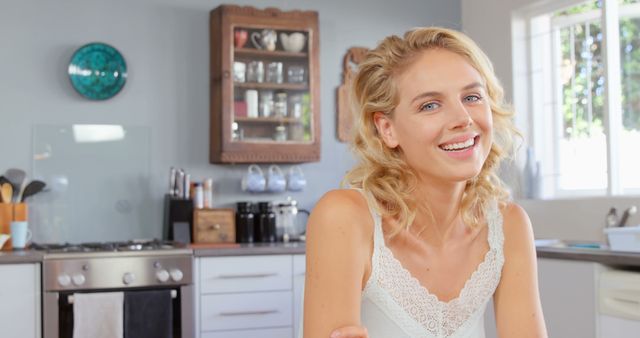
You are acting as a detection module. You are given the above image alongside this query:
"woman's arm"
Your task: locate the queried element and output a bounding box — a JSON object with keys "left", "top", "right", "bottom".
{"left": 303, "top": 190, "right": 372, "bottom": 338}
{"left": 494, "top": 203, "right": 548, "bottom": 337}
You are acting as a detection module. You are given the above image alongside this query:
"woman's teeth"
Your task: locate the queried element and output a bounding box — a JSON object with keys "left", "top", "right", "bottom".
{"left": 440, "top": 137, "right": 475, "bottom": 151}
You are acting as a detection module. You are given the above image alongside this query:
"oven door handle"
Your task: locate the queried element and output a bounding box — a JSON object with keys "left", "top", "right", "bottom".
{"left": 219, "top": 309, "right": 279, "bottom": 316}
{"left": 67, "top": 289, "right": 178, "bottom": 303}
{"left": 217, "top": 272, "right": 278, "bottom": 279}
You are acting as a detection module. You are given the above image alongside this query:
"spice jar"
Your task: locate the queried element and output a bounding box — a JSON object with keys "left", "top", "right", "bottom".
{"left": 274, "top": 91, "right": 288, "bottom": 117}
{"left": 274, "top": 125, "right": 287, "bottom": 141}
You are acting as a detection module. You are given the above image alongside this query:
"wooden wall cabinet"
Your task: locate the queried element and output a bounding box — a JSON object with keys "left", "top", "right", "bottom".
{"left": 210, "top": 5, "right": 320, "bottom": 163}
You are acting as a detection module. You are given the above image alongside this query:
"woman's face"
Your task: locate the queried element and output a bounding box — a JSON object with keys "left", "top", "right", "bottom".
{"left": 375, "top": 48, "right": 493, "bottom": 184}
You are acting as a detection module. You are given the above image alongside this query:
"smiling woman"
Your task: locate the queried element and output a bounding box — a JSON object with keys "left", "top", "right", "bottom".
{"left": 302, "top": 27, "right": 548, "bottom": 338}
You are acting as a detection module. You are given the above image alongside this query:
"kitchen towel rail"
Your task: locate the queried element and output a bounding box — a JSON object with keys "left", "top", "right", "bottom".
{"left": 66, "top": 289, "right": 177, "bottom": 304}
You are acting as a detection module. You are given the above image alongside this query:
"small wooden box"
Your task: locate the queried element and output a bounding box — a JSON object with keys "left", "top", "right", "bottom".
{"left": 193, "top": 208, "right": 235, "bottom": 243}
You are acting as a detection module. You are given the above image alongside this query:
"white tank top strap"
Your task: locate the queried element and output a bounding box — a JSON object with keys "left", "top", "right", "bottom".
{"left": 485, "top": 199, "right": 505, "bottom": 257}
{"left": 352, "top": 188, "right": 385, "bottom": 247}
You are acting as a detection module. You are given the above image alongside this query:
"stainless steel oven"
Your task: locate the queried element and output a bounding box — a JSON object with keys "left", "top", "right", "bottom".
{"left": 37, "top": 240, "right": 194, "bottom": 338}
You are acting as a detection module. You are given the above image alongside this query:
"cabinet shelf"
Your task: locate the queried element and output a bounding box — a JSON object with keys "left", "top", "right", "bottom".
{"left": 235, "top": 116, "right": 303, "bottom": 124}
{"left": 235, "top": 48, "right": 308, "bottom": 59}
{"left": 234, "top": 82, "right": 307, "bottom": 91}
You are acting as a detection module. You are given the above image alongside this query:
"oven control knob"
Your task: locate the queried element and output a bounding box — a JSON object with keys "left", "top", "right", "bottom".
{"left": 170, "top": 269, "right": 183, "bottom": 282}
{"left": 122, "top": 272, "right": 135, "bottom": 285}
{"left": 156, "top": 269, "right": 170, "bottom": 282}
{"left": 72, "top": 274, "right": 86, "bottom": 286}
{"left": 57, "top": 274, "right": 71, "bottom": 287}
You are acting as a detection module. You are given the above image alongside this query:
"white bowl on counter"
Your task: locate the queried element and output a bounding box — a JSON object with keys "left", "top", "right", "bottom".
{"left": 604, "top": 225, "right": 640, "bottom": 252}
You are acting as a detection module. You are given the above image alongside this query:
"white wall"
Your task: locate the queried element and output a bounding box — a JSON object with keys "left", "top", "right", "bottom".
{"left": 0, "top": 0, "right": 461, "bottom": 242}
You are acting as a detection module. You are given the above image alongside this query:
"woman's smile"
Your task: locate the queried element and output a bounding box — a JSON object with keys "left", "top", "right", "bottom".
{"left": 439, "top": 135, "right": 481, "bottom": 159}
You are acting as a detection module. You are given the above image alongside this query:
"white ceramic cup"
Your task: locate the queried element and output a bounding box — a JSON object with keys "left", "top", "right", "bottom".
{"left": 266, "top": 165, "right": 286, "bottom": 193}
{"left": 241, "top": 164, "right": 266, "bottom": 193}
{"left": 10, "top": 221, "right": 32, "bottom": 250}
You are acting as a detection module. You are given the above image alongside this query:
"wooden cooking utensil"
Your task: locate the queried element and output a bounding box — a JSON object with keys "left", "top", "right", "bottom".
{"left": 0, "top": 183, "right": 13, "bottom": 203}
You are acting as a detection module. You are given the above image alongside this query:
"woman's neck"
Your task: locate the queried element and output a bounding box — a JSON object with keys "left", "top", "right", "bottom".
{"left": 412, "top": 177, "right": 467, "bottom": 244}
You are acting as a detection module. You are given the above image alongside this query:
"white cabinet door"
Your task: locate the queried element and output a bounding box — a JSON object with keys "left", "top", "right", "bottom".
{"left": 293, "top": 254, "right": 305, "bottom": 338}
{"left": 195, "top": 255, "right": 297, "bottom": 338}
{"left": 0, "top": 263, "right": 41, "bottom": 338}
{"left": 538, "top": 258, "right": 600, "bottom": 338}
{"left": 202, "top": 327, "right": 292, "bottom": 338}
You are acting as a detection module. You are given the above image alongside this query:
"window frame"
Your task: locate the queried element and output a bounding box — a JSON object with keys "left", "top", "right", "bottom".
{"left": 512, "top": 0, "right": 640, "bottom": 198}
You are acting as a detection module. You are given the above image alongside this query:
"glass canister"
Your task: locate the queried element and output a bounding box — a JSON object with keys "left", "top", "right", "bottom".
{"left": 274, "top": 91, "right": 287, "bottom": 117}
{"left": 273, "top": 125, "right": 287, "bottom": 141}
{"left": 289, "top": 94, "right": 303, "bottom": 118}
{"left": 259, "top": 90, "right": 274, "bottom": 117}
{"left": 266, "top": 62, "right": 283, "bottom": 84}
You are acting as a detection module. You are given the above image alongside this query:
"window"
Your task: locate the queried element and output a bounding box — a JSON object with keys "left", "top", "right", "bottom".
{"left": 513, "top": 0, "right": 640, "bottom": 198}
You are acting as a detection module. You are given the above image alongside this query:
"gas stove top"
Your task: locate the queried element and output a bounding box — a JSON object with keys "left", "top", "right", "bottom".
{"left": 31, "top": 239, "right": 193, "bottom": 260}
{"left": 39, "top": 239, "right": 193, "bottom": 291}
{"left": 33, "top": 239, "right": 186, "bottom": 253}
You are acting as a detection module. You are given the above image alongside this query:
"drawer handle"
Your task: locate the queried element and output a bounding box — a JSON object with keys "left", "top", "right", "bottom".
{"left": 219, "top": 309, "right": 279, "bottom": 316}
{"left": 218, "top": 273, "right": 278, "bottom": 279}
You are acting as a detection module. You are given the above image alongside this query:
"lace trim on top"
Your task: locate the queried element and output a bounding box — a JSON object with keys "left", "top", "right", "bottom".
{"left": 362, "top": 198, "right": 504, "bottom": 338}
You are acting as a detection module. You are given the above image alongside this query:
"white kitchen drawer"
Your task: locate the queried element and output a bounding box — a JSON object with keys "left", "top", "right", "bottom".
{"left": 201, "top": 291, "right": 293, "bottom": 331}
{"left": 293, "top": 254, "right": 306, "bottom": 276}
{"left": 200, "top": 255, "right": 292, "bottom": 293}
{"left": 202, "top": 327, "right": 293, "bottom": 338}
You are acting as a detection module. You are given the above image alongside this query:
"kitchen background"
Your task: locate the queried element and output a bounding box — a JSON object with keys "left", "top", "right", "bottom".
{"left": 3, "top": 0, "right": 640, "bottom": 243}
{"left": 3, "top": 1, "right": 640, "bottom": 337}
{"left": 0, "top": 0, "right": 460, "bottom": 243}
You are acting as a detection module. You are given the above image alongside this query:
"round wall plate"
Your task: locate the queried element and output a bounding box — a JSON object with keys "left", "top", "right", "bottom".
{"left": 68, "top": 42, "right": 127, "bottom": 100}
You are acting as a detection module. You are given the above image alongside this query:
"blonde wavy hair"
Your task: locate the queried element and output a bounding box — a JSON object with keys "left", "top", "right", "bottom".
{"left": 344, "top": 27, "right": 518, "bottom": 236}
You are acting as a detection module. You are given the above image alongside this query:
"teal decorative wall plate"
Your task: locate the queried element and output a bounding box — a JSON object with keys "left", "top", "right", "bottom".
{"left": 68, "top": 42, "right": 127, "bottom": 100}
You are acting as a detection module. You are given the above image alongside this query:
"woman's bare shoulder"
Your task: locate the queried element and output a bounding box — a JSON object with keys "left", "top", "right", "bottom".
{"left": 498, "top": 202, "right": 535, "bottom": 250}
{"left": 308, "top": 189, "right": 374, "bottom": 238}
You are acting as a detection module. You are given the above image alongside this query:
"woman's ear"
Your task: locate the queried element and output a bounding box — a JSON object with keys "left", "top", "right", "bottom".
{"left": 373, "top": 112, "right": 399, "bottom": 148}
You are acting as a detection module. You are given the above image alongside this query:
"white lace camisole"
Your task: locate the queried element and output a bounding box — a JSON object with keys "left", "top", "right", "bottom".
{"left": 359, "top": 193, "right": 505, "bottom": 338}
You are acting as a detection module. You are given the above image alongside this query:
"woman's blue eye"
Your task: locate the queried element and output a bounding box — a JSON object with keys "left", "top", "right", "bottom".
{"left": 464, "top": 95, "right": 482, "bottom": 102}
{"left": 420, "top": 102, "right": 440, "bottom": 111}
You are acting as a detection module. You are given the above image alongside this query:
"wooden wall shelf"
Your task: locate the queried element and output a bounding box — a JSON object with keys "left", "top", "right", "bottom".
{"left": 210, "top": 5, "right": 320, "bottom": 163}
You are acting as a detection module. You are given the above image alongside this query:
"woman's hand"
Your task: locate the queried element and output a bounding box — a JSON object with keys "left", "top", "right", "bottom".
{"left": 330, "top": 325, "right": 369, "bottom": 338}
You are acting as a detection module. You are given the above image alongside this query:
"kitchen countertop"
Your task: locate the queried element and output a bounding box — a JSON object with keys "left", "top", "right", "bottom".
{"left": 193, "top": 242, "right": 305, "bottom": 257}
{"left": 537, "top": 245, "right": 640, "bottom": 267}
{"left": 0, "top": 250, "right": 44, "bottom": 264}
{"left": 0, "top": 242, "right": 306, "bottom": 264}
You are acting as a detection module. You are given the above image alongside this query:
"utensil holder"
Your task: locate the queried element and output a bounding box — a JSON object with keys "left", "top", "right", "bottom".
{"left": 163, "top": 194, "right": 194, "bottom": 242}
{"left": 0, "top": 203, "right": 27, "bottom": 251}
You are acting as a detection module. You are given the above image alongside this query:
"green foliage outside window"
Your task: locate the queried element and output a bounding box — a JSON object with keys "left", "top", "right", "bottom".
{"left": 555, "top": 0, "right": 640, "bottom": 137}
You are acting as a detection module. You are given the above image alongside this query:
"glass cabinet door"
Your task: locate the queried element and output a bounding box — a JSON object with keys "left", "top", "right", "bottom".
{"left": 210, "top": 5, "right": 320, "bottom": 163}
{"left": 230, "top": 27, "right": 313, "bottom": 144}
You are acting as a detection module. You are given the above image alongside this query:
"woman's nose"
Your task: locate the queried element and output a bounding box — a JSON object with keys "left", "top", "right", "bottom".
{"left": 448, "top": 101, "right": 473, "bottom": 130}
